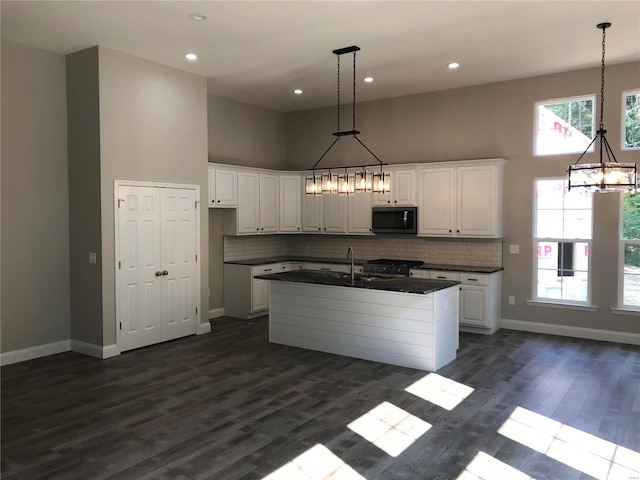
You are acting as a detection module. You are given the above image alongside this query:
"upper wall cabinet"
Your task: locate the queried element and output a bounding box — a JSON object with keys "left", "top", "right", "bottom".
{"left": 225, "top": 170, "right": 279, "bottom": 235}
{"left": 279, "top": 175, "right": 302, "bottom": 233}
{"left": 208, "top": 164, "right": 237, "bottom": 208}
{"left": 373, "top": 168, "right": 416, "bottom": 206}
{"left": 302, "top": 191, "right": 347, "bottom": 234}
{"left": 417, "top": 159, "right": 506, "bottom": 238}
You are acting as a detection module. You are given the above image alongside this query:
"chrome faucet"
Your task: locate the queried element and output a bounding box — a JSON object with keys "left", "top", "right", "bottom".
{"left": 347, "top": 246, "right": 355, "bottom": 284}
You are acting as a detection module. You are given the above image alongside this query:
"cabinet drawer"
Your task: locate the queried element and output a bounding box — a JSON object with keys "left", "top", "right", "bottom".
{"left": 429, "top": 271, "right": 460, "bottom": 281}
{"left": 409, "top": 269, "right": 429, "bottom": 279}
{"left": 459, "top": 273, "right": 489, "bottom": 286}
{"left": 304, "top": 263, "right": 350, "bottom": 273}
{"left": 252, "top": 263, "right": 282, "bottom": 276}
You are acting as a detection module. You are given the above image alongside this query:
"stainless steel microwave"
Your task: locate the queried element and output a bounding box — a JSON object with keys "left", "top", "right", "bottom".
{"left": 371, "top": 207, "right": 417, "bottom": 234}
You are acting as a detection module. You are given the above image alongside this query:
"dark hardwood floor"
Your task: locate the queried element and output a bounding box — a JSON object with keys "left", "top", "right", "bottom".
{"left": 2, "top": 317, "right": 639, "bottom": 480}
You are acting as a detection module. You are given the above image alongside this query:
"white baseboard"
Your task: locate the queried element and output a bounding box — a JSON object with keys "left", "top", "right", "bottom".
{"left": 70, "top": 340, "right": 120, "bottom": 359}
{"left": 0, "top": 340, "right": 70, "bottom": 366}
{"left": 501, "top": 318, "right": 640, "bottom": 346}
{"left": 198, "top": 321, "right": 212, "bottom": 334}
{"left": 209, "top": 307, "right": 225, "bottom": 319}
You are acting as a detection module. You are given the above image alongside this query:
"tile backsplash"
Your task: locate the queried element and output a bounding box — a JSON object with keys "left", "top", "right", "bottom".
{"left": 225, "top": 235, "right": 502, "bottom": 267}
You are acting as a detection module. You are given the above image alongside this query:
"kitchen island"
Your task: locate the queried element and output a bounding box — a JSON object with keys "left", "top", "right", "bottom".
{"left": 255, "top": 270, "right": 460, "bottom": 371}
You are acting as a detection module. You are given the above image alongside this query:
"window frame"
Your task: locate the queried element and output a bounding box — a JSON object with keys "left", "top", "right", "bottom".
{"left": 618, "top": 191, "right": 640, "bottom": 310}
{"left": 532, "top": 177, "right": 593, "bottom": 306}
{"left": 622, "top": 89, "right": 640, "bottom": 151}
{"left": 534, "top": 94, "right": 596, "bottom": 157}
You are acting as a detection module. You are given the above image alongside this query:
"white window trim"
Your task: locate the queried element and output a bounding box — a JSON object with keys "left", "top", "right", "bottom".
{"left": 534, "top": 94, "right": 596, "bottom": 157}
{"left": 622, "top": 88, "right": 640, "bottom": 151}
{"left": 532, "top": 177, "right": 594, "bottom": 306}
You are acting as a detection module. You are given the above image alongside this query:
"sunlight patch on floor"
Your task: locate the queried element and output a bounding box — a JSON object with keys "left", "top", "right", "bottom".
{"left": 404, "top": 372, "right": 474, "bottom": 411}
{"left": 347, "top": 401, "right": 431, "bottom": 457}
{"left": 498, "top": 406, "right": 640, "bottom": 480}
{"left": 455, "top": 451, "right": 535, "bottom": 480}
{"left": 261, "top": 443, "right": 366, "bottom": 480}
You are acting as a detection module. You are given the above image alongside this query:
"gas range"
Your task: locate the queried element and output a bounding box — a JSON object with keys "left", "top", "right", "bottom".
{"left": 363, "top": 259, "right": 424, "bottom": 277}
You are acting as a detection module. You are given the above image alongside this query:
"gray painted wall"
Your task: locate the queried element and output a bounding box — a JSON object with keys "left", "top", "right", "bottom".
{"left": 97, "top": 47, "right": 209, "bottom": 346}
{"left": 66, "top": 47, "right": 104, "bottom": 345}
{"left": 1, "top": 40, "right": 70, "bottom": 352}
{"left": 285, "top": 62, "right": 640, "bottom": 335}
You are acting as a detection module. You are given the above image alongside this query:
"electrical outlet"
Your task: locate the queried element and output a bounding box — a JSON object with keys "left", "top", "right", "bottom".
{"left": 89, "top": 252, "right": 97, "bottom": 264}
{"left": 508, "top": 296, "right": 515, "bottom": 305}
{"left": 509, "top": 244, "right": 519, "bottom": 254}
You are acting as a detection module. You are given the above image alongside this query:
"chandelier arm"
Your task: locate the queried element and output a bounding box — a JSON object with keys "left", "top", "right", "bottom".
{"left": 311, "top": 137, "right": 341, "bottom": 170}
{"left": 353, "top": 136, "right": 384, "bottom": 165}
{"left": 601, "top": 133, "right": 619, "bottom": 163}
{"left": 572, "top": 135, "right": 598, "bottom": 165}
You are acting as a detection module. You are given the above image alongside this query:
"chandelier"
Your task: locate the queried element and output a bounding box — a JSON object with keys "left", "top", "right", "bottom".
{"left": 306, "top": 46, "right": 389, "bottom": 196}
{"left": 567, "top": 23, "right": 636, "bottom": 192}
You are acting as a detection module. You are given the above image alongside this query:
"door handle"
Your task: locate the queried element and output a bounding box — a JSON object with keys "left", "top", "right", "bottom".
{"left": 155, "top": 271, "right": 162, "bottom": 277}
{"left": 162, "top": 270, "right": 169, "bottom": 276}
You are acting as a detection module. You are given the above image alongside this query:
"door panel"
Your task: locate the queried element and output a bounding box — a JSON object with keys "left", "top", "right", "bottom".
{"left": 118, "top": 186, "right": 162, "bottom": 352}
{"left": 161, "top": 188, "right": 198, "bottom": 341}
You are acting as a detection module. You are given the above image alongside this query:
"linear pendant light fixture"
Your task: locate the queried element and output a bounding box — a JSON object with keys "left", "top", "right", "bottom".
{"left": 306, "top": 46, "right": 389, "bottom": 196}
{"left": 567, "top": 22, "right": 636, "bottom": 192}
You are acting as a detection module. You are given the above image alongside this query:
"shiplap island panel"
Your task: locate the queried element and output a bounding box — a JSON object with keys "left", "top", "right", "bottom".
{"left": 267, "top": 278, "right": 459, "bottom": 371}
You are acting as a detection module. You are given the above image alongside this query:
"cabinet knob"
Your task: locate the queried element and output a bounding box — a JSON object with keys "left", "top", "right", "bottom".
{"left": 217, "top": 200, "right": 220, "bottom": 203}
{"left": 457, "top": 230, "right": 460, "bottom": 233}
{"left": 449, "top": 229, "right": 452, "bottom": 233}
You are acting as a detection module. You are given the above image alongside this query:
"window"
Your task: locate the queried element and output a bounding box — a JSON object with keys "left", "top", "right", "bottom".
{"left": 534, "top": 178, "right": 593, "bottom": 303}
{"left": 623, "top": 89, "right": 640, "bottom": 150}
{"left": 620, "top": 192, "right": 640, "bottom": 307}
{"left": 535, "top": 95, "right": 595, "bottom": 156}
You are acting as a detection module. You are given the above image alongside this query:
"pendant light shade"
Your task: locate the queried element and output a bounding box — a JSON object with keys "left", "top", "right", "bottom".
{"left": 567, "top": 23, "right": 637, "bottom": 192}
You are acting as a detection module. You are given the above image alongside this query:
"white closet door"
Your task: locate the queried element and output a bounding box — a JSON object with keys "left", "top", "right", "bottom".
{"left": 161, "top": 188, "right": 198, "bottom": 341}
{"left": 118, "top": 186, "right": 163, "bottom": 352}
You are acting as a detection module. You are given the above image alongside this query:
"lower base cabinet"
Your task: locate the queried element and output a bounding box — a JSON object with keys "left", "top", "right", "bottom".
{"left": 410, "top": 269, "right": 502, "bottom": 334}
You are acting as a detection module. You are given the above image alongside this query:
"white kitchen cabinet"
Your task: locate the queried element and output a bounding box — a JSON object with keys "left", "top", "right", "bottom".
{"left": 348, "top": 189, "right": 373, "bottom": 234}
{"left": 458, "top": 272, "right": 502, "bottom": 334}
{"left": 373, "top": 168, "right": 416, "bottom": 206}
{"left": 418, "top": 159, "right": 505, "bottom": 238}
{"left": 301, "top": 193, "right": 347, "bottom": 234}
{"left": 208, "top": 164, "right": 237, "bottom": 208}
{"left": 279, "top": 175, "right": 302, "bottom": 233}
{"left": 224, "top": 262, "right": 293, "bottom": 319}
{"left": 224, "top": 170, "right": 279, "bottom": 235}
{"left": 259, "top": 173, "right": 279, "bottom": 233}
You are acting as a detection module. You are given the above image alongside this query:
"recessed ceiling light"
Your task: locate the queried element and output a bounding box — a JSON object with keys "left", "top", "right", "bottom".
{"left": 189, "top": 13, "right": 207, "bottom": 21}
{"left": 364, "top": 76, "right": 374, "bottom": 83}
{"left": 185, "top": 53, "right": 198, "bottom": 61}
{"left": 448, "top": 62, "right": 460, "bottom": 69}
{"left": 293, "top": 89, "right": 303, "bottom": 95}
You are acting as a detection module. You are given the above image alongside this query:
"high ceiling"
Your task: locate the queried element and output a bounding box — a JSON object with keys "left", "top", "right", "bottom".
{"left": 2, "top": 1, "right": 639, "bottom": 113}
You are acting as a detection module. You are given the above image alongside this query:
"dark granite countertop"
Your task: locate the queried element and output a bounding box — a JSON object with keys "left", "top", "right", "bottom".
{"left": 225, "top": 256, "right": 367, "bottom": 266}
{"left": 225, "top": 256, "right": 502, "bottom": 274}
{"left": 414, "top": 264, "right": 503, "bottom": 274}
{"left": 255, "top": 270, "right": 460, "bottom": 295}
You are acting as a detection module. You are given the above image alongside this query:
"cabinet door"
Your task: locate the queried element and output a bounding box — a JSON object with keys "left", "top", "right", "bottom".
{"left": 279, "top": 175, "right": 302, "bottom": 233}
{"left": 259, "top": 174, "right": 279, "bottom": 233}
{"left": 460, "top": 285, "right": 488, "bottom": 327}
{"left": 393, "top": 169, "right": 416, "bottom": 205}
{"left": 208, "top": 166, "right": 216, "bottom": 207}
{"left": 215, "top": 168, "right": 237, "bottom": 207}
{"left": 324, "top": 194, "right": 347, "bottom": 233}
{"left": 251, "top": 278, "right": 269, "bottom": 312}
{"left": 302, "top": 194, "right": 323, "bottom": 232}
{"left": 348, "top": 190, "right": 373, "bottom": 234}
{"left": 418, "top": 168, "right": 455, "bottom": 236}
{"left": 236, "top": 171, "right": 260, "bottom": 234}
{"left": 457, "top": 165, "right": 497, "bottom": 237}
